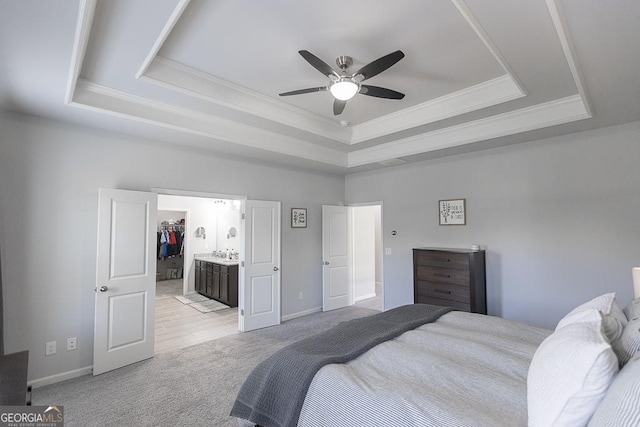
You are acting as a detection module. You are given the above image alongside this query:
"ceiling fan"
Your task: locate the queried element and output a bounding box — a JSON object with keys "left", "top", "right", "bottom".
{"left": 279, "top": 50, "right": 405, "bottom": 116}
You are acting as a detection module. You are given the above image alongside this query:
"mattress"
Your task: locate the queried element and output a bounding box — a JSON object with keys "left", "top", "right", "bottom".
{"left": 297, "top": 311, "right": 551, "bottom": 427}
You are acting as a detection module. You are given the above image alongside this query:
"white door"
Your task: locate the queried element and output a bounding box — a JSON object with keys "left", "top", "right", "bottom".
{"left": 322, "top": 205, "right": 352, "bottom": 311}
{"left": 94, "top": 188, "right": 157, "bottom": 375}
{"left": 239, "top": 200, "right": 281, "bottom": 332}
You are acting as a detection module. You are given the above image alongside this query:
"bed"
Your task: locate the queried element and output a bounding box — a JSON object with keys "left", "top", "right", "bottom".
{"left": 231, "top": 294, "right": 640, "bottom": 427}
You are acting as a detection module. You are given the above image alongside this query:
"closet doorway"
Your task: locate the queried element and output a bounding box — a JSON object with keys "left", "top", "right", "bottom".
{"left": 154, "top": 194, "right": 242, "bottom": 354}
{"left": 352, "top": 204, "right": 383, "bottom": 311}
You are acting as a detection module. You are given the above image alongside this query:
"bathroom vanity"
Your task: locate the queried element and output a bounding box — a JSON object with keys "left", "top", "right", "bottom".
{"left": 194, "top": 256, "right": 238, "bottom": 308}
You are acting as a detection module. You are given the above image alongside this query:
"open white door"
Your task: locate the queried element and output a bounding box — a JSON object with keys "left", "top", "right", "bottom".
{"left": 322, "top": 205, "right": 352, "bottom": 311}
{"left": 239, "top": 200, "right": 281, "bottom": 332}
{"left": 94, "top": 188, "right": 157, "bottom": 375}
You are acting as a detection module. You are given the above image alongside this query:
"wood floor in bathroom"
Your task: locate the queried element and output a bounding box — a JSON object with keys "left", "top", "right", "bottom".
{"left": 155, "top": 279, "right": 382, "bottom": 354}
{"left": 154, "top": 279, "right": 239, "bottom": 354}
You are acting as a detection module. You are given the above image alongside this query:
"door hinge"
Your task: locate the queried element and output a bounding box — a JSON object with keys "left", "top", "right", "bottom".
{"left": 241, "top": 260, "right": 245, "bottom": 267}
{"left": 241, "top": 213, "right": 246, "bottom": 220}
{"left": 240, "top": 309, "right": 244, "bottom": 316}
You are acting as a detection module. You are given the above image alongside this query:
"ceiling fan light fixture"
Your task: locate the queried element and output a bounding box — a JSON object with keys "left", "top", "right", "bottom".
{"left": 330, "top": 79, "right": 359, "bottom": 100}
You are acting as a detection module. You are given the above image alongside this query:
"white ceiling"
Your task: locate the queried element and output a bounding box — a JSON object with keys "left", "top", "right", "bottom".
{"left": 1, "top": 0, "right": 639, "bottom": 174}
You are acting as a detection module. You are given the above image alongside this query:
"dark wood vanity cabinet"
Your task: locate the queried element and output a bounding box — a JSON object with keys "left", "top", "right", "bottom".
{"left": 413, "top": 248, "right": 486, "bottom": 314}
{"left": 195, "top": 260, "right": 205, "bottom": 294}
{"left": 195, "top": 260, "right": 238, "bottom": 307}
{"left": 219, "top": 265, "right": 238, "bottom": 307}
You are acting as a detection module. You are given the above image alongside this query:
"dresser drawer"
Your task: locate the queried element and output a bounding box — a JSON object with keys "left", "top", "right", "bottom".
{"left": 414, "top": 250, "right": 469, "bottom": 270}
{"left": 416, "top": 294, "right": 471, "bottom": 312}
{"left": 415, "top": 281, "right": 470, "bottom": 304}
{"left": 415, "top": 266, "right": 470, "bottom": 286}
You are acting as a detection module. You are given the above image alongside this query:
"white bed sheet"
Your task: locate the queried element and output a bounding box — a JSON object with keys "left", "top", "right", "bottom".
{"left": 298, "top": 311, "right": 551, "bottom": 427}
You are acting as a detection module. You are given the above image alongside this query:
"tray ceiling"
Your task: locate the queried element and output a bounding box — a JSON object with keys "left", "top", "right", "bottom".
{"left": 1, "top": 0, "right": 639, "bottom": 174}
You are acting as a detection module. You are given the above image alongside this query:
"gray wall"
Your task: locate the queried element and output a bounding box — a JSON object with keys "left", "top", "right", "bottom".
{"left": 2, "top": 108, "right": 639, "bottom": 382}
{"left": 0, "top": 112, "right": 343, "bottom": 381}
{"left": 346, "top": 121, "right": 640, "bottom": 329}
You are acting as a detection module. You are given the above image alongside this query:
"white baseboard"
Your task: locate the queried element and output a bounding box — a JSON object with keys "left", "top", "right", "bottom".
{"left": 31, "top": 307, "right": 326, "bottom": 387}
{"left": 355, "top": 293, "right": 377, "bottom": 302}
{"left": 30, "top": 365, "right": 93, "bottom": 389}
{"left": 281, "top": 306, "right": 322, "bottom": 322}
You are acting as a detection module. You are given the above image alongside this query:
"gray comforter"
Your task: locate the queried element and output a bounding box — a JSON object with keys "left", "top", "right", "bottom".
{"left": 230, "top": 304, "right": 452, "bottom": 427}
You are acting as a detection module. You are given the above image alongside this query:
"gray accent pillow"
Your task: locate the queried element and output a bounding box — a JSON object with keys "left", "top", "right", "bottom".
{"left": 588, "top": 352, "right": 640, "bottom": 426}
{"left": 612, "top": 299, "right": 628, "bottom": 326}
{"left": 611, "top": 317, "right": 640, "bottom": 366}
{"left": 601, "top": 312, "right": 624, "bottom": 342}
{"left": 623, "top": 297, "right": 640, "bottom": 321}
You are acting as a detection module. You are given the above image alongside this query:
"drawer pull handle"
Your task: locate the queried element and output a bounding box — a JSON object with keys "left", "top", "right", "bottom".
{"left": 434, "top": 289, "right": 452, "bottom": 294}
{"left": 434, "top": 273, "right": 451, "bottom": 278}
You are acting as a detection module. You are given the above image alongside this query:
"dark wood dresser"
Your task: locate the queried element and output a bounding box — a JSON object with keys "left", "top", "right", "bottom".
{"left": 413, "top": 247, "right": 486, "bottom": 314}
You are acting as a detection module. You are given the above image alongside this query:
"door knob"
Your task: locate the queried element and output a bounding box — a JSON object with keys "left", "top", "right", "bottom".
{"left": 273, "top": 267, "right": 279, "bottom": 271}
{"left": 323, "top": 261, "right": 329, "bottom": 265}
{"left": 99, "top": 286, "right": 108, "bottom": 292}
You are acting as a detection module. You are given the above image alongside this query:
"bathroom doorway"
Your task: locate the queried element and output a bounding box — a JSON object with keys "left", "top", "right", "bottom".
{"left": 154, "top": 193, "right": 242, "bottom": 354}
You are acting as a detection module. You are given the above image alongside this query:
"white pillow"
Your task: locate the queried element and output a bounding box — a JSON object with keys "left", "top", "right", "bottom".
{"left": 556, "top": 293, "right": 627, "bottom": 332}
{"left": 528, "top": 318, "right": 619, "bottom": 426}
{"left": 556, "top": 307, "right": 602, "bottom": 331}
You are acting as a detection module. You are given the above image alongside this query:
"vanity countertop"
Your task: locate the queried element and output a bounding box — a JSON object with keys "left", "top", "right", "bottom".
{"left": 194, "top": 254, "right": 239, "bottom": 266}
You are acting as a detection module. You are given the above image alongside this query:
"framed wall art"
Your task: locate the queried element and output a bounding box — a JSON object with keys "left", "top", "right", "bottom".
{"left": 439, "top": 199, "right": 466, "bottom": 225}
{"left": 291, "top": 208, "right": 307, "bottom": 228}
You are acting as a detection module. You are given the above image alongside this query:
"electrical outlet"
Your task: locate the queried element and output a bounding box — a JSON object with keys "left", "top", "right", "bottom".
{"left": 67, "top": 337, "right": 77, "bottom": 351}
{"left": 385, "top": 248, "right": 392, "bottom": 255}
{"left": 298, "top": 292, "right": 303, "bottom": 300}
{"left": 45, "top": 341, "right": 56, "bottom": 356}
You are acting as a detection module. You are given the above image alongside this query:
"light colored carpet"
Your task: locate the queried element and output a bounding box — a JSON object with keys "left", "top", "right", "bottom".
{"left": 175, "top": 293, "right": 230, "bottom": 313}
{"left": 33, "top": 305, "right": 379, "bottom": 427}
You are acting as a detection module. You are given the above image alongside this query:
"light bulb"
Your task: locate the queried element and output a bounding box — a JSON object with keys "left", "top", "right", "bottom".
{"left": 330, "top": 79, "right": 359, "bottom": 100}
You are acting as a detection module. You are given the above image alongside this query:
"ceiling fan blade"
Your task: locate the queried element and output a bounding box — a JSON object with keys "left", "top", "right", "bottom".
{"left": 298, "top": 50, "right": 340, "bottom": 78}
{"left": 333, "top": 99, "right": 346, "bottom": 115}
{"left": 360, "top": 85, "right": 405, "bottom": 100}
{"left": 354, "top": 50, "right": 405, "bottom": 81}
{"left": 279, "top": 87, "right": 327, "bottom": 96}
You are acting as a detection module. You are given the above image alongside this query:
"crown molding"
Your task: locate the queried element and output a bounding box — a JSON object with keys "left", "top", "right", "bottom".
{"left": 71, "top": 80, "right": 348, "bottom": 167}
{"left": 546, "top": 0, "right": 592, "bottom": 116}
{"left": 351, "top": 75, "right": 525, "bottom": 144}
{"left": 65, "top": 0, "right": 96, "bottom": 104}
{"left": 141, "top": 57, "right": 350, "bottom": 144}
{"left": 451, "top": 0, "right": 527, "bottom": 95}
{"left": 348, "top": 94, "right": 590, "bottom": 167}
{"left": 135, "top": 0, "right": 192, "bottom": 79}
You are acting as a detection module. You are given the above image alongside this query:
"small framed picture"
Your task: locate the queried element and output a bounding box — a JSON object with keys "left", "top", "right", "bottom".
{"left": 439, "top": 199, "right": 466, "bottom": 225}
{"left": 291, "top": 208, "right": 307, "bottom": 228}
